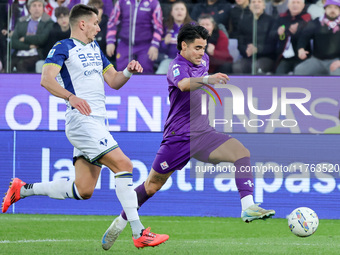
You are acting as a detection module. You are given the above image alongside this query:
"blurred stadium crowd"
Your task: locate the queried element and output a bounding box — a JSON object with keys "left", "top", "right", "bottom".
{"left": 0, "top": 0, "right": 339, "bottom": 75}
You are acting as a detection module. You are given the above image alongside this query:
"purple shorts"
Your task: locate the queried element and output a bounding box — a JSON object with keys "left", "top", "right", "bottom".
{"left": 152, "top": 131, "right": 232, "bottom": 174}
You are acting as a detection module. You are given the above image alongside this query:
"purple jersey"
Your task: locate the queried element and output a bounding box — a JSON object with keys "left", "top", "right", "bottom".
{"left": 163, "top": 53, "right": 214, "bottom": 138}
{"left": 106, "top": 0, "right": 163, "bottom": 48}
{"left": 160, "top": 23, "right": 182, "bottom": 59}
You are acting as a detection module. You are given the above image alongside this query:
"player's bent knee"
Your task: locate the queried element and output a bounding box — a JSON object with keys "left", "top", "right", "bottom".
{"left": 117, "top": 158, "right": 133, "bottom": 173}
{"left": 78, "top": 191, "right": 93, "bottom": 200}
{"left": 75, "top": 185, "right": 94, "bottom": 200}
{"left": 234, "top": 146, "right": 250, "bottom": 162}
{"left": 242, "top": 147, "right": 250, "bottom": 158}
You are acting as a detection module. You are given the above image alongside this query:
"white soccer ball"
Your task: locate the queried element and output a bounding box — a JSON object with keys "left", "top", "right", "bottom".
{"left": 288, "top": 207, "right": 319, "bottom": 237}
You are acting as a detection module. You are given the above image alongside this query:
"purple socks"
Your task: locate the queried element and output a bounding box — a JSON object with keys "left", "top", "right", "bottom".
{"left": 234, "top": 157, "right": 254, "bottom": 199}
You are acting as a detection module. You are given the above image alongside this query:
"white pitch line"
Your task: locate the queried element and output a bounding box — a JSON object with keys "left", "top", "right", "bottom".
{"left": 0, "top": 239, "right": 94, "bottom": 244}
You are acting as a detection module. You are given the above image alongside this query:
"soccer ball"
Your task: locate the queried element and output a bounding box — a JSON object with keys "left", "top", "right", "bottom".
{"left": 288, "top": 207, "right": 319, "bottom": 237}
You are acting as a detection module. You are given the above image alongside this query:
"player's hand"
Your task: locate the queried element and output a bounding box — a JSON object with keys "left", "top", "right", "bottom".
{"left": 127, "top": 60, "right": 143, "bottom": 74}
{"left": 69, "top": 95, "right": 91, "bottom": 116}
{"left": 106, "top": 43, "right": 115, "bottom": 57}
{"left": 148, "top": 46, "right": 158, "bottom": 61}
{"left": 208, "top": 73, "right": 230, "bottom": 85}
{"left": 298, "top": 48, "right": 309, "bottom": 60}
{"left": 330, "top": 60, "right": 340, "bottom": 72}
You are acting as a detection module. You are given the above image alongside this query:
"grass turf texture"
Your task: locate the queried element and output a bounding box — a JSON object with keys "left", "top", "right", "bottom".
{"left": 0, "top": 214, "right": 339, "bottom": 255}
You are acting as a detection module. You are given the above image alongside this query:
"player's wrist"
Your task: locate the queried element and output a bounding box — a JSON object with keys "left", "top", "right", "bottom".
{"left": 66, "top": 93, "right": 74, "bottom": 101}
{"left": 203, "top": 75, "right": 209, "bottom": 85}
{"left": 123, "top": 68, "right": 133, "bottom": 78}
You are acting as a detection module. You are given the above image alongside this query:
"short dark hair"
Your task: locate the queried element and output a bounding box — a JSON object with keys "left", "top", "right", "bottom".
{"left": 69, "top": 4, "right": 98, "bottom": 27}
{"left": 177, "top": 23, "right": 209, "bottom": 51}
{"left": 55, "top": 6, "right": 70, "bottom": 19}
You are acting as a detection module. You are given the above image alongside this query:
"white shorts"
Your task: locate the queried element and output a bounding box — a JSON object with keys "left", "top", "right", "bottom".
{"left": 65, "top": 110, "right": 118, "bottom": 166}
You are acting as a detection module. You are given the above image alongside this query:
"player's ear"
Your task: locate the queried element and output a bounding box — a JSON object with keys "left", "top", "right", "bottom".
{"left": 181, "top": 41, "right": 187, "bottom": 51}
{"left": 79, "top": 20, "right": 85, "bottom": 31}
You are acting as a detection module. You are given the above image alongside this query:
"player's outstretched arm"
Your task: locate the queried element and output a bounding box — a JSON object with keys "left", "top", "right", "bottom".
{"left": 178, "top": 72, "right": 230, "bottom": 92}
{"left": 104, "top": 60, "right": 143, "bottom": 90}
{"left": 41, "top": 64, "right": 91, "bottom": 116}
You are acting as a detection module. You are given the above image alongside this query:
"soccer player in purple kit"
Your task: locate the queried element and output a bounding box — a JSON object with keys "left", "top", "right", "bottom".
{"left": 101, "top": 23, "right": 275, "bottom": 250}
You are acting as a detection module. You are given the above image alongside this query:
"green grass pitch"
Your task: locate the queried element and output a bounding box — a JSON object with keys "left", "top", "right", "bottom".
{"left": 0, "top": 214, "right": 339, "bottom": 255}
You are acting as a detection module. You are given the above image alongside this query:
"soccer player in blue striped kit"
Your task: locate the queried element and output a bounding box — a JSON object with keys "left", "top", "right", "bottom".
{"left": 101, "top": 23, "right": 275, "bottom": 251}
{"left": 1, "top": 4, "right": 168, "bottom": 249}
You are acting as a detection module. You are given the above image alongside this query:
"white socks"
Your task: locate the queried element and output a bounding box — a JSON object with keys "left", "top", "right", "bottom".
{"left": 115, "top": 171, "right": 144, "bottom": 238}
{"left": 115, "top": 172, "right": 139, "bottom": 221}
{"left": 20, "top": 179, "right": 83, "bottom": 200}
{"left": 116, "top": 214, "right": 128, "bottom": 229}
{"left": 241, "top": 195, "right": 255, "bottom": 211}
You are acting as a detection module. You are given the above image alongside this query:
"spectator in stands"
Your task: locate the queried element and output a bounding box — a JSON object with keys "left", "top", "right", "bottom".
{"left": 198, "top": 14, "right": 233, "bottom": 73}
{"left": 88, "top": 0, "right": 108, "bottom": 54}
{"left": 191, "top": 0, "right": 231, "bottom": 30}
{"left": 11, "top": 0, "right": 53, "bottom": 72}
{"left": 228, "top": 0, "right": 251, "bottom": 38}
{"left": 45, "top": 0, "right": 70, "bottom": 22}
{"left": 233, "top": 0, "right": 276, "bottom": 74}
{"left": 307, "top": 0, "right": 326, "bottom": 19}
{"left": 106, "top": 0, "right": 163, "bottom": 73}
{"left": 156, "top": 1, "right": 191, "bottom": 74}
{"left": 272, "top": 0, "right": 311, "bottom": 74}
{"left": 265, "top": 0, "right": 288, "bottom": 19}
{"left": 6, "top": 0, "right": 30, "bottom": 32}
{"left": 294, "top": 0, "right": 340, "bottom": 75}
{"left": 159, "top": 0, "right": 193, "bottom": 22}
{"left": 68, "top": 0, "right": 112, "bottom": 17}
{"left": 44, "top": 6, "right": 70, "bottom": 58}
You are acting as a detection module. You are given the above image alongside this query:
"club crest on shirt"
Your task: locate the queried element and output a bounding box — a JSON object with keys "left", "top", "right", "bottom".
{"left": 160, "top": 161, "right": 169, "bottom": 170}
{"left": 201, "top": 59, "right": 206, "bottom": 66}
{"left": 173, "top": 68, "right": 180, "bottom": 77}
{"left": 47, "top": 49, "right": 55, "bottom": 58}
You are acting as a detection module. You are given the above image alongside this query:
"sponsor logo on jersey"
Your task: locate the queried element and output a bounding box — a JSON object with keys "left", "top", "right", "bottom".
{"left": 173, "top": 68, "right": 180, "bottom": 77}
{"left": 160, "top": 161, "right": 169, "bottom": 170}
{"left": 84, "top": 69, "right": 101, "bottom": 76}
{"left": 172, "top": 64, "right": 180, "bottom": 69}
{"left": 47, "top": 49, "right": 55, "bottom": 58}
